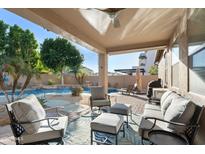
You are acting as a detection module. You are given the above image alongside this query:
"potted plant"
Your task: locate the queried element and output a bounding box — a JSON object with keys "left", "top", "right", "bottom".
{"left": 71, "top": 86, "right": 83, "bottom": 96}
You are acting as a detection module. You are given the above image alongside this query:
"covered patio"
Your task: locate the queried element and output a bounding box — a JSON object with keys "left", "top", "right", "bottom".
{"left": 2, "top": 8, "right": 205, "bottom": 145}
{"left": 7, "top": 8, "right": 183, "bottom": 92}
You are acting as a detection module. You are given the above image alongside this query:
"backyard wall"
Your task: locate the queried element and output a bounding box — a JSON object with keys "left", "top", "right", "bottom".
{"left": 16, "top": 74, "right": 157, "bottom": 91}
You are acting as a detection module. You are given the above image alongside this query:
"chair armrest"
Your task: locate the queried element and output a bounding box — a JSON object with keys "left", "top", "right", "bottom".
{"left": 90, "top": 96, "right": 93, "bottom": 106}
{"left": 16, "top": 117, "right": 59, "bottom": 131}
{"left": 17, "top": 117, "right": 59, "bottom": 125}
{"left": 144, "top": 117, "right": 199, "bottom": 131}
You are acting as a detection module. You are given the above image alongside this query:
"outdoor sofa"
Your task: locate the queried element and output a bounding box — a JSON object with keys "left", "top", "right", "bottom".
{"left": 139, "top": 90, "right": 204, "bottom": 145}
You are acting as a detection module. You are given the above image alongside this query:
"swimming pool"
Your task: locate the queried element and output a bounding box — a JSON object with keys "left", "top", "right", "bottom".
{"left": 0, "top": 87, "right": 119, "bottom": 98}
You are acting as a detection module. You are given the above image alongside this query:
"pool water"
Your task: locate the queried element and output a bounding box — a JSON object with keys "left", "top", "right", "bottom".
{"left": 0, "top": 87, "right": 118, "bottom": 97}
{"left": 0, "top": 87, "right": 119, "bottom": 103}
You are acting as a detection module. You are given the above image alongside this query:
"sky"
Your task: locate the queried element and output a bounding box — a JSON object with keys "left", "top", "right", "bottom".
{"left": 0, "top": 8, "right": 141, "bottom": 73}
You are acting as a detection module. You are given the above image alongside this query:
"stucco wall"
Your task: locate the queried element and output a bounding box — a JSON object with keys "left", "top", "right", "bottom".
{"left": 15, "top": 74, "right": 157, "bottom": 92}
{"left": 158, "top": 9, "right": 205, "bottom": 144}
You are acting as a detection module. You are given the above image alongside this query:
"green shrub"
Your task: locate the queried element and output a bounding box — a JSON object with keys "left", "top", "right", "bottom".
{"left": 71, "top": 87, "right": 83, "bottom": 96}
{"left": 47, "top": 79, "right": 55, "bottom": 85}
{"left": 37, "top": 97, "right": 47, "bottom": 107}
{"left": 149, "top": 65, "right": 158, "bottom": 75}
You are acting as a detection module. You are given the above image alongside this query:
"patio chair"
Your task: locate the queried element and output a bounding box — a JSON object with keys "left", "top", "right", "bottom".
{"left": 5, "top": 94, "right": 68, "bottom": 145}
{"left": 120, "top": 85, "right": 133, "bottom": 95}
{"left": 130, "top": 83, "right": 141, "bottom": 95}
{"left": 90, "top": 86, "right": 111, "bottom": 110}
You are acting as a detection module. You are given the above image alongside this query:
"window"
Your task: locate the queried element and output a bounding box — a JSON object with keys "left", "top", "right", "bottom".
{"left": 171, "top": 40, "right": 179, "bottom": 88}
{"left": 188, "top": 9, "right": 205, "bottom": 95}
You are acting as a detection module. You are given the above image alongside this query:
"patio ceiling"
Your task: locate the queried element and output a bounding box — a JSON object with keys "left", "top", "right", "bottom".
{"left": 8, "top": 8, "right": 185, "bottom": 54}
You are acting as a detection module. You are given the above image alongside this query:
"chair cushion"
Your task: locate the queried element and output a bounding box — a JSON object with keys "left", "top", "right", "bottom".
{"left": 91, "top": 113, "right": 124, "bottom": 134}
{"left": 164, "top": 96, "right": 196, "bottom": 133}
{"left": 91, "top": 87, "right": 105, "bottom": 100}
{"left": 138, "top": 117, "right": 173, "bottom": 139}
{"left": 143, "top": 106, "right": 163, "bottom": 119}
{"left": 144, "top": 103, "right": 161, "bottom": 112}
{"left": 92, "top": 99, "right": 110, "bottom": 107}
{"left": 11, "top": 94, "right": 46, "bottom": 134}
{"left": 110, "top": 103, "right": 132, "bottom": 115}
{"left": 161, "top": 92, "right": 180, "bottom": 116}
{"left": 160, "top": 90, "right": 173, "bottom": 106}
{"left": 20, "top": 116, "right": 68, "bottom": 144}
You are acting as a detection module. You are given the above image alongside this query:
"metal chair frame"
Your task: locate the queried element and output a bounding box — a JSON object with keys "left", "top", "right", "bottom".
{"left": 5, "top": 104, "right": 66, "bottom": 145}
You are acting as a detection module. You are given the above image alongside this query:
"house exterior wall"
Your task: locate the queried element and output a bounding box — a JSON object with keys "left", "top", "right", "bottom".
{"left": 158, "top": 9, "right": 205, "bottom": 144}
{"left": 144, "top": 50, "right": 157, "bottom": 75}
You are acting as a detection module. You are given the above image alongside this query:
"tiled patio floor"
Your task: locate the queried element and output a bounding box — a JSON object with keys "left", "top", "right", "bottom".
{"left": 0, "top": 93, "right": 148, "bottom": 145}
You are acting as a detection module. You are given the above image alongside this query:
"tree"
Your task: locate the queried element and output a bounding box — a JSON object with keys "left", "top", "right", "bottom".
{"left": 74, "top": 67, "right": 88, "bottom": 85}
{"left": 149, "top": 65, "right": 158, "bottom": 75}
{"left": 40, "top": 38, "right": 84, "bottom": 85}
{"left": 0, "top": 21, "right": 8, "bottom": 54}
{"left": 0, "top": 21, "right": 40, "bottom": 102}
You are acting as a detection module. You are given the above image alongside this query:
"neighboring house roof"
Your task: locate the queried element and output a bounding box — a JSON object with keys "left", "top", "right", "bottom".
{"left": 114, "top": 68, "right": 137, "bottom": 74}
{"left": 114, "top": 68, "right": 145, "bottom": 75}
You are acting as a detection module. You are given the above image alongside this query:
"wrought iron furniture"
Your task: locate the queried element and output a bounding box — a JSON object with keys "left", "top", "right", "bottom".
{"left": 5, "top": 95, "right": 68, "bottom": 145}
{"left": 140, "top": 105, "right": 204, "bottom": 145}
{"left": 120, "top": 85, "right": 133, "bottom": 95}
{"left": 148, "top": 130, "right": 189, "bottom": 145}
{"left": 120, "top": 84, "right": 141, "bottom": 95}
{"left": 110, "top": 103, "right": 132, "bottom": 128}
{"left": 90, "top": 86, "right": 111, "bottom": 110}
{"left": 90, "top": 113, "right": 125, "bottom": 145}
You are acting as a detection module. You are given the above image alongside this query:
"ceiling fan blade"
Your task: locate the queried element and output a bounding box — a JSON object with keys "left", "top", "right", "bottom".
{"left": 112, "top": 17, "right": 121, "bottom": 28}
{"left": 82, "top": 8, "right": 124, "bottom": 28}
{"left": 97, "top": 8, "right": 125, "bottom": 14}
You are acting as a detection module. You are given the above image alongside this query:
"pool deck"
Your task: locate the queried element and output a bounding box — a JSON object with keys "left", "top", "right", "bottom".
{"left": 0, "top": 93, "right": 148, "bottom": 145}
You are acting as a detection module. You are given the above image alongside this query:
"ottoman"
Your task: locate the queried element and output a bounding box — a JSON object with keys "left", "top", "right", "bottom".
{"left": 90, "top": 113, "right": 124, "bottom": 145}
{"left": 110, "top": 103, "right": 132, "bottom": 127}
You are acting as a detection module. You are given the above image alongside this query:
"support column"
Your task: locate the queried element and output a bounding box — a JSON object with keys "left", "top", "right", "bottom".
{"left": 179, "top": 12, "right": 188, "bottom": 95}
{"left": 98, "top": 53, "right": 108, "bottom": 94}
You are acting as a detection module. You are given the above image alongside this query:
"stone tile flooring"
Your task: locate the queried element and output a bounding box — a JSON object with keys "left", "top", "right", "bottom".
{"left": 0, "top": 93, "right": 148, "bottom": 145}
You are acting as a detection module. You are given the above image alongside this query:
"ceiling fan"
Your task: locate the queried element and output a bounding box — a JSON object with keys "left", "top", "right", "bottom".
{"left": 87, "top": 8, "right": 126, "bottom": 28}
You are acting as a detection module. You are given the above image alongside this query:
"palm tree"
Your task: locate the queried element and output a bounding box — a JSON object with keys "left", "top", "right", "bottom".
{"left": 17, "top": 63, "right": 40, "bottom": 99}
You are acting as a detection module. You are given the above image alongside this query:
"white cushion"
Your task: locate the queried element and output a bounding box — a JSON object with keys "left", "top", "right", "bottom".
{"left": 20, "top": 116, "right": 68, "bottom": 144}
{"left": 91, "top": 87, "right": 105, "bottom": 100}
{"left": 11, "top": 95, "right": 46, "bottom": 134}
{"left": 138, "top": 117, "right": 173, "bottom": 139}
{"left": 160, "top": 90, "right": 173, "bottom": 106}
{"left": 144, "top": 103, "right": 161, "bottom": 111}
{"left": 143, "top": 107, "right": 163, "bottom": 119}
{"left": 110, "top": 103, "right": 132, "bottom": 115}
{"left": 92, "top": 99, "right": 110, "bottom": 107}
{"left": 91, "top": 113, "right": 124, "bottom": 134}
{"left": 164, "top": 96, "right": 196, "bottom": 133}
{"left": 161, "top": 92, "right": 180, "bottom": 116}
